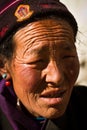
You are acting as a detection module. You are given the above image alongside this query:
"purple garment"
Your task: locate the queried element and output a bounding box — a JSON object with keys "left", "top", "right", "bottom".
{"left": 0, "top": 79, "right": 47, "bottom": 130}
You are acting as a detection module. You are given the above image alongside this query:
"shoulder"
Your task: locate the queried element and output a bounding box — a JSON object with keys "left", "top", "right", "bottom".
{"left": 72, "top": 85, "right": 87, "bottom": 101}
{"left": 67, "top": 86, "right": 87, "bottom": 129}
{"left": 0, "top": 108, "right": 13, "bottom": 130}
{"left": 70, "top": 85, "right": 87, "bottom": 112}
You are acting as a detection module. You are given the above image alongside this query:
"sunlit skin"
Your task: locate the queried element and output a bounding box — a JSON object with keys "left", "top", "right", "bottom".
{"left": 6, "top": 19, "right": 80, "bottom": 118}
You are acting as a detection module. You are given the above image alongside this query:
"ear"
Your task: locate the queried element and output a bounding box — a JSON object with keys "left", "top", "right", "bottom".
{"left": 0, "top": 57, "right": 11, "bottom": 80}
{"left": 0, "top": 65, "right": 11, "bottom": 80}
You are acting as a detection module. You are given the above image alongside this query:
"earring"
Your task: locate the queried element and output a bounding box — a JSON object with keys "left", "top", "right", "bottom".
{"left": 17, "top": 98, "right": 20, "bottom": 107}
{"left": 2, "top": 73, "right": 7, "bottom": 79}
{"left": 2, "top": 73, "right": 11, "bottom": 87}
{"left": 17, "top": 98, "right": 21, "bottom": 110}
{"left": 5, "top": 81, "right": 11, "bottom": 87}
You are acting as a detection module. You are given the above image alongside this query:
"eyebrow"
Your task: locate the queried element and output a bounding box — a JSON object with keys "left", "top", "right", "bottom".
{"left": 28, "top": 46, "right": 49, "bottom": 55}
{"left": 60, "top": 42, "right": 74, "bottom": 50}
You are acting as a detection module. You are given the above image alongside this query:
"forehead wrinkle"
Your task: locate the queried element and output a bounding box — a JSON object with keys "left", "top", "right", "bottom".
{"left": 25, "top": 19, "right": 74, "bottom": 40}
{"left": 14, "top": 18, "right": 74, "bottom": 46}
{"left": 14, "top": 27, "right": 73, "bottom": 50}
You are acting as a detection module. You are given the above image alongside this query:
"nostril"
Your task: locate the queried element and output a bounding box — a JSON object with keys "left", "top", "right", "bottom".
{"left": 45, "top": 69, "right": 63, "bottom": 85}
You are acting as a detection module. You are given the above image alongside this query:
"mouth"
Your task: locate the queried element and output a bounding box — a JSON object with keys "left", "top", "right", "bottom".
{"left": 39, "top": 89, "right": 67, "bottom": 106}
{"left": 40, "top": 90, "right": 66, "bottom": 98}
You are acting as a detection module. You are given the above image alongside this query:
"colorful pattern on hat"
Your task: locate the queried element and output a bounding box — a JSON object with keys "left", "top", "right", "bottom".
{"left": 14, "top": 4, "right": 34, "bottom": 22}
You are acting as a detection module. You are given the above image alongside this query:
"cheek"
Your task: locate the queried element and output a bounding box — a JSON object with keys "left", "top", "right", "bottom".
{"left": 21, "top": 68, "right": 42, "bottom": 91}
{"left": 12, "top": 65, "right": 42, "bottom": 92}
{"left": 62, "top": 58, "right": 80, "bottom": 84}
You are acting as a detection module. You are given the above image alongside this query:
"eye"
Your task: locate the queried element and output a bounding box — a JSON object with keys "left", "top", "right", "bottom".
{"left": 28, "top": 58, "right": 48, "bottom": 70}
{"left": 29, "top": 59, "right": 44, "bottom": 64}
{"left": 63, "top": 55, "right": 75, "bottom": 59}
{"left": 28, "top": 58, "right": 48, "bottom": 67}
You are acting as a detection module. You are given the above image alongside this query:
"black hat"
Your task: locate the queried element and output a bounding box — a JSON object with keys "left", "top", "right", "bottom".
{"left": 0, "top": 0, "right": 78, "bottom": 43}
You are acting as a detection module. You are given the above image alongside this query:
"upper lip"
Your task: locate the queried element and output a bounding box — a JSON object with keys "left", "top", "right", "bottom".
{"left": 40, "top": 89, "right": 66, "bottom": 98}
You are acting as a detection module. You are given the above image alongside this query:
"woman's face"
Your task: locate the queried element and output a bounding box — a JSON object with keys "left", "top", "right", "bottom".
{"left": 8, "top": 19, "right": 79, "bottom": 118}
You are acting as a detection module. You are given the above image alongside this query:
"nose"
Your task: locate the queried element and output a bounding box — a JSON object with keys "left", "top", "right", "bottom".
{"left": 43, "top": 60, "right": 63, "bottom": 85}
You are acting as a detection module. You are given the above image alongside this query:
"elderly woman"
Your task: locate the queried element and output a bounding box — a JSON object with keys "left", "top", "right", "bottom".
{"left": 0, "top": 0, "right": 87, "bottom": 130}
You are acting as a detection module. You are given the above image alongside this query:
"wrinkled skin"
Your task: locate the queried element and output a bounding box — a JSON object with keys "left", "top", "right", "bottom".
{"left": 5, "top": 19, "right": 80, "bottom": 118}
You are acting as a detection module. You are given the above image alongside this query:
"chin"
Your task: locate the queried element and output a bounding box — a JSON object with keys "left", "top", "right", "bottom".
{"left": 41, "top": 107, "right": 66, "bottom": 119}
